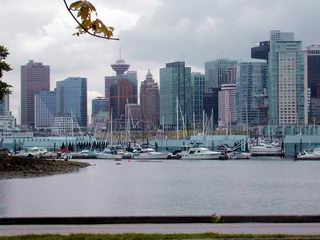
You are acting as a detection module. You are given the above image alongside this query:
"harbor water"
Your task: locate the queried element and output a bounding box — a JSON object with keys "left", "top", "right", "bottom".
{"left": 1, "top": 158, "right": 320, "bottom": 217}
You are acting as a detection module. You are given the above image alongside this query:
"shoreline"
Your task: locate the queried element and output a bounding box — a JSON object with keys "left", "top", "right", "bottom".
{"left": 0, "top": 157, "right": 90, "bottom": 180}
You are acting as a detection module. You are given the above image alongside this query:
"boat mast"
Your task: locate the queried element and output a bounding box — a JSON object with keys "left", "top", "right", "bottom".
{"left": 193, "top": 111, "right": 195, "bottom": 134}
{"left": 162, "top": 116, "right": 165, "bottom": 140}
{"left": 176, "top": 96, "right": 179, "bottom": 140}
{"left": 71, "top": 110, "right": 74, "bottom": 137}
{"left": 110, "top": 108, "right": 113, "bottom": 146}
{"left": 202, "top": 110, "right": 205, "bottom": 135}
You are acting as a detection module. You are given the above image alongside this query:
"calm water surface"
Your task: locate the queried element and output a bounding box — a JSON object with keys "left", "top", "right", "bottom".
{"left": 1, "top": 159, "right": 320, "bottom": 217}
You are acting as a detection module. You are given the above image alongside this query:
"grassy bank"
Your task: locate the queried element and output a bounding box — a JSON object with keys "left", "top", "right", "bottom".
{"left": 0, "top": 233, "right": 318, "bottom": 240}
{"left": 0, "top": 157, "right": 90, "bottom": 179}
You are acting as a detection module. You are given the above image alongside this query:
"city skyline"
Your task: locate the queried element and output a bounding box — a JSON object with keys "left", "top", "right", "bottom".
{"left": 1, "top": 0, "right": 320, "bottom": 121}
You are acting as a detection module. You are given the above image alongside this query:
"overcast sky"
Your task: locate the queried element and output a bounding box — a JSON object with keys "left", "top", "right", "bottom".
{"left": 1, "top": 0, "right": 320, "bottom": 121}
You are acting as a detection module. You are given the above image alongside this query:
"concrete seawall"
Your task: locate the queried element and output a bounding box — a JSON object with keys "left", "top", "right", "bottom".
{"left": 1, "top": 215, "right": 320, "bottom": 225}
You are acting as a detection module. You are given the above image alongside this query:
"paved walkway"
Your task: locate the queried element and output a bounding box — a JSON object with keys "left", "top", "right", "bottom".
{"left": 1, "top": 223, "right": 320, "bottom": 236}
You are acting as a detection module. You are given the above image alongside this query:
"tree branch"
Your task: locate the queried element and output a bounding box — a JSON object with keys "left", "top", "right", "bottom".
{"left": 63, "top": 0, "right": 119, "bottom": 40}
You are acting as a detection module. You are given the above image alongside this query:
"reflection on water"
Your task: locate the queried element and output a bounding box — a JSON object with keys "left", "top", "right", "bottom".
{"left": 1, "top": 158, "right": 320, "bottom": 217}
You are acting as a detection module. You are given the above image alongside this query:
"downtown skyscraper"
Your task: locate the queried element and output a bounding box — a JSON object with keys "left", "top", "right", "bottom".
{"left": 34, "top": 90, "right": 56, "bottom": 129}
{"left": 105, "top": 58, "right": 138, "bottom": 127}
{"left": 21, "top": 60, "right": 50, "bottom": 127}
{"left": 140, "top": 70, "right": 160, "bottom": 128}
{"left": 205, "top": 58, "right": 237, "bottom": 89}
{"left": 304, "top": 44, "right": 320, "bottom": 124}
{"left": 160, "top": 61, "right": 192, "bottom": 129}
{"left": 236, "top": 59, "right": 268, "bottom": 127}
{"left": 268, "top": 30, "right": 307, "bottom": 126}
{"left": 56, "top": 77, "right": 87, "bottom": 127}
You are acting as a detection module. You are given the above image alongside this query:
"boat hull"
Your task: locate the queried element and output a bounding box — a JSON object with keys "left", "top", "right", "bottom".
{"left": 96, "top": 153, "right": 117, "bottom": 160}
{"left": 134, "top": 153, "right": 169, "bottom": 160}
{"left": 181, "top": 154, "right": 221, "bottom": 160}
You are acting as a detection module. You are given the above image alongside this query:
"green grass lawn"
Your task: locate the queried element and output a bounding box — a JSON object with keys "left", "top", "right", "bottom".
{"left": 0, "top": 233, "right": 317, "bottom": 240}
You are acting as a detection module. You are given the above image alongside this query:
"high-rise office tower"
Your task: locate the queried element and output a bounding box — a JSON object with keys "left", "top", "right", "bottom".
{"left": 218, "top": 83, "right": 237, "bottom": 127}
{"left": 91, "top": 96, "right": 109, "bottom": 128}
{"left": 92, "top": 97, "right": 109, "bottom": 117}
{"left": 160, "top": 61, "right": 192, "bottom": 129}
{"left": 104, "top": 76, "right": 117, "bottom": 101}
{"left": 191, "top": 72, "right": 205, "bottom": 127}
{"left": 205, "top": 58, "right": 237, "bottom": 89}
{"left": 105, "top": 59, "right": 138, "bottom": 124}
{"left": 203, "top": 87, "right": 220, "bottom": 128}
{"left": 236, "top": 59, "right": 268, "bottom": 127}
{"left": 0, "top": 94, "right": 9, "bottom": 115}
{"left": 268, "top": 30, "right": 306, "bottom": 126}
{"left": 34, "top": 90, "right": 56, "bottom": 129}
{"left": 56, "top": 77, "right": 87, "bottom": 127}
{"left": 21, "top": 60, "right": 50, "bottom": 127}
{"left": 140, "top": 70, "right": 160, "bottom": 128}
{"left": 305, "top": 44, "right": 320, "bottom": 124}
{"left": 251, "top": 41, "right": 270, "bottom": 62}
{"left": 126, "top": 71, "right": 138, "bottom": 103}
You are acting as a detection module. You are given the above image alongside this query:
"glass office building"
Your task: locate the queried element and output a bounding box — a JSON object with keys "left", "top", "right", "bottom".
{"left": 191, "top": 72, "right": 205, "bottom": 126}
{"left": 236, "top": 59, "right": 268, "bottom": 127}
{"left": 160, "top": 62, "right": 192, "bottom": 128}
{"left": 56, "top": 77, "right": 87, "bottom": 127}
{"left": 34, "top": 91, "right": 56, "bottom": 128}
{"left": 205, "top": 58, "right": 237, "bottom": 89}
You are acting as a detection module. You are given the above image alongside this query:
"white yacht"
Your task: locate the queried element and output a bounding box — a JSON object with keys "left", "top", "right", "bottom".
{"left": 134, "top": 148, "right": 169, "bottom": 160}
{"left": 96, "top": 148, "right": 116, "bottom": 160}
{"left": 296, "top": 147, "right": 320, "bottom": 160}
{"left": 180, "top": 143, "right": 221, "bottom": 160}
{"left": 250, "top": 143, "right": 281, "bottom": 156}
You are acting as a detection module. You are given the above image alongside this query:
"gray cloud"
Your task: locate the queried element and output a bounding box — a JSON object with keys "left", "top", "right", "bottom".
{"left": 121, "top": 0, "right": 320, "bottom": 67}
{"left": 1, "top": 0, "right": 320, "bottom": 121}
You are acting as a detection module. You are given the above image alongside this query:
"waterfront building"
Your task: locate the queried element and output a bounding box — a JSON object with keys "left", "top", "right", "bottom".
{"left": 251, "top": 41, "right": 270, "bottom": 62}
{"left": 268, "top": 30, "right": 306, "bottom": 125}
{"left": 160, "top": 61, "right": 192, "bottom": 129}
{"left": 0, "top": 95, "right": 9, "bottom": 115}
{"left": 140, "top": 70, "right": 160, "bottom": 128}
{"left": 34, "top": 91, "right": 56, "bottom": 129}
{"left": 218, "top": 83, "right": 237, "bottom": 127}
{"left": 0, "top": 113, "right": 16, "bottom": 130}
{"left": 304, "top": 44, "right": 320, "bottom": 124}
{"left": 236, "top": 59, "right": 268, "bottom": 127}
{"left": 191, "top": 72, "right": 205, "bottom": 127}
{"left": 21, "top": 60, "right": 50, "bottom": 127}
{"left": 203, "top": 87, "right": 220, "bottom": 128}
{"left": 205, "top": 58, "right": 237, "bottom": 89}
{"left": 105, "top": 59, "right": 138, "bottom": 127}
{"left": 52, "top": 116, "right": 77, "bottom": 135}
{"left": 56, "top": 77, "right": 87, "bottom": 127}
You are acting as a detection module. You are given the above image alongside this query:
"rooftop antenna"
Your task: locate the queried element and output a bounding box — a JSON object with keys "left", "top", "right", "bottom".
{"left": 119, "top": 45, "right": 122, "bottom": 60}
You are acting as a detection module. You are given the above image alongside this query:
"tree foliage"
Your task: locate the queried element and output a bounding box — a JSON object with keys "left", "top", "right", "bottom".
{"left": 0, "top": 45, "right": 12, "bottom": 101}
{"left": 64, "top": 0, "right": 118, "bottom": 40}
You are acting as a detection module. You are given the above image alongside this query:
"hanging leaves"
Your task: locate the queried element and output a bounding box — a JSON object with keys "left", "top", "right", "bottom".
{"left": 64, "top": 0, "right": 118, "bottom": 40}
{"left": 0, "top": 45, "right": 12, "bottom": 101}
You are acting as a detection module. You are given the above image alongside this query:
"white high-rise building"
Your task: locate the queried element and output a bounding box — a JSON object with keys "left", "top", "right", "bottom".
{"left": 268, "top": 30, "right": 306, "bottom": 126}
